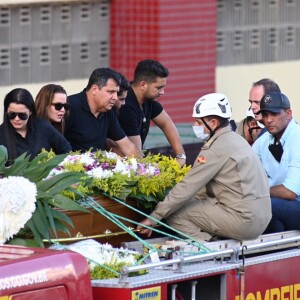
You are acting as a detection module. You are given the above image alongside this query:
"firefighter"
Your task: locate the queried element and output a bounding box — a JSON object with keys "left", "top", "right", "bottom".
{"left": 138, "top": 93, "right": 271, "bottom": 242}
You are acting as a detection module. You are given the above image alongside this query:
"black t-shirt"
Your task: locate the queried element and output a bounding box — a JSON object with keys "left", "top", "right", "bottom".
{"left": 65, "top": 90, "right": 126, "bottom": 152}
{"left": 118, "top": 87, "right": 163, "bottom": 145}
{"left": 0, "top": 118, "right": 71, "bottom": 159}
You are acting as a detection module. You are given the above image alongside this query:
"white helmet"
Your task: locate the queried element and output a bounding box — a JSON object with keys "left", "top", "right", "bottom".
{"left": 192, "top": 93, "right": 232, "bottom": 119}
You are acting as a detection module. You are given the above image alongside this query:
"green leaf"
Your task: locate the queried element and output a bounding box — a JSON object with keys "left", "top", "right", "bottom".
{"left": 51, "top": 209, "right": 74, "bottom": 228}
{"left": 2, "top": 153, "right": 30, "bottom": 176}
{"left": 0, "top": 145, "right": 8, "bottom": 171}
{"left": 36, "top": 172, "right": 84, "bottom": 196}
{"left": 52, "top": 221, "right": 71, "bottom": 236}
{"left": 26, "top": 219, "right": 44, "bottom": 247}
{"left": 23, "top": 153, "right": 67, "bottom": 182}
{"left": 43, "top": 200, "right": 56, "bottom": 236}
{"left": 32, "top": 202, "right": 51, "bottom": 239}
{"left": 51, "top": 194, "right": 89, "bottom": 212}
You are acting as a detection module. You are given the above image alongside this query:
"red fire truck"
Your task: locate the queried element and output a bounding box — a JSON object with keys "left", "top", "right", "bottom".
{"left": 1, "top": 230, "right": 300, "bottom": 300}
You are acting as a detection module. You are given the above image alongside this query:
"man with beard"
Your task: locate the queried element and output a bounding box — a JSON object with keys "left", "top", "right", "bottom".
{"left": 118, "top": 59, "right": 186, "bottom": 167}
{"left": 253, "top": 92, "right": 300, "bottom": 233}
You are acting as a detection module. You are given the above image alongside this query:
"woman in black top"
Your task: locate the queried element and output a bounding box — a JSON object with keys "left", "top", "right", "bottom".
{"left": 0, "top": 88, "right": 71, "bottom": 164}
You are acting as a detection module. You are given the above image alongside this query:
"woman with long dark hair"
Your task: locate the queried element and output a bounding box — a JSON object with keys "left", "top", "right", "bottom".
{"left": 0, "top": 88, "right": 71, "bottom": 164}
{"left": 35, "top": 84, "right": 69, "bottom": 134}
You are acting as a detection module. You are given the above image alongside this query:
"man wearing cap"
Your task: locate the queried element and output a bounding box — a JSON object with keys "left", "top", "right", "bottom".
{"left": 235, "top": 108, "right": 264, "bottom": 145}
{"left": 252, "top": 92, "right": 300, "bottom": 232}
{"left": 138, "top": 93, "right": 271, "bottom": 242}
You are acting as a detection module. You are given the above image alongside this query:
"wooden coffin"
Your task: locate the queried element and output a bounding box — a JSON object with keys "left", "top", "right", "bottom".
{"left": 56, "top": 195, "right": 149, "bottom": 247}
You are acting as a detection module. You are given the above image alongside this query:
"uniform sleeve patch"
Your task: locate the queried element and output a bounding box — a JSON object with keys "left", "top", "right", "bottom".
{"left": 197, "top": 155, "right": 207, "bottom": 164}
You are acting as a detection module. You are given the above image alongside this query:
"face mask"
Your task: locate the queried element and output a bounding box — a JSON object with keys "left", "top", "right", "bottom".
{"left": 192, "top": 125, "right": 210, "bottom": 141}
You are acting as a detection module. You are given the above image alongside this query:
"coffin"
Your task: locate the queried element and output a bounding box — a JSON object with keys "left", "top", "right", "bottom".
{"left": 56, "top": 195, "right": 149, "bottom": 247}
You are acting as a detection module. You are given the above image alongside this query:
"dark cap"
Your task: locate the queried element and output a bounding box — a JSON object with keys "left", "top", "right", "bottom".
{"left": 259, "top": 92, "right": 290, "bottom": 113}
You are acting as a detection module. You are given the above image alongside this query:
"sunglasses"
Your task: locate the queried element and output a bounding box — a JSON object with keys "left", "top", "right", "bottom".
{"left": 51, "top": 103, "right": 70, "bottom": 111}
{"left": 7, "top": 112, "right": 29, "bottom": 120}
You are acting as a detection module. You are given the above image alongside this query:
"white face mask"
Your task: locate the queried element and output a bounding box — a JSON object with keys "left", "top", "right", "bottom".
{"left": 192, "top": 125, "right": 210, "bottom": 141}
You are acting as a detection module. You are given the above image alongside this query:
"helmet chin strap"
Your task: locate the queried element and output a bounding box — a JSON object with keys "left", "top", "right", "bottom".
{"left": 201, "top": 118, "right": 227, "bottom": 140}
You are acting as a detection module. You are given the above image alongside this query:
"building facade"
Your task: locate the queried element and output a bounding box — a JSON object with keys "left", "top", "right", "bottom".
{"left": 0, "top": 0, "right": 299, "bottom": 122}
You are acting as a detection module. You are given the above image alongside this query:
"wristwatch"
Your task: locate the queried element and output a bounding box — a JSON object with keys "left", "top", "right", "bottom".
{"left": 175, "top": 153, "right": 186, "bottom": 159}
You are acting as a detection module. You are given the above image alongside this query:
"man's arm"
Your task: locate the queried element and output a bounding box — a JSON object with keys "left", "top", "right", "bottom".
{"left": 270, "top": 184, "right": 297, "bottom": 200}
{"left": 127, "top": 135, "right": 143, "bottom": 151}
{"left": 115, "top": 136, "right": 144, "bottom": 159}
{"left": 153, "top": 110, "right": 186, "bottom": 167}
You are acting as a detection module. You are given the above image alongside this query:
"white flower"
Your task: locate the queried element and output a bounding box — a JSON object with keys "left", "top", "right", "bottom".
{"left": 77, "top": 153, "right": 96, "bottom": 166}
{"left": 87, "top": 167, "right": 113, "bottom": 179}
{"left": 0, "top": 176, "right": 37, "bottom": 245}
{"left": 104, "top": 151, "right": 118, "bottom": 160}
{"left": 129, "top": 158, "right": 138, "bottom": 171}
{"left": 50, "top": 239, "right": 140, "bottom": 272}
{"left": 147, "top": 165, "right": 158, "bottom": 176}
{"left": 48, "top": 168, "right": 64, "bottom": 177}
{"left": 114, "top": 158, "right": 130, "bottom": 176}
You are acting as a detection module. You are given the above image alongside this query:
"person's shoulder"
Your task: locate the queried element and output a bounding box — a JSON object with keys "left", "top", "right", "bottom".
{"left": 150, "top": 100, "right": 163, "bottom": 109}
{"left": 34, "top": 117, "right": 53, "bottom": 129}
{"left": 68, "top": 90, "right": 86, "bottom": 102}
{"left": 123, "top": 88, "right": 137, "bottom": 107}
{"left": 285, "top": 120, "right": 300, "bottom": 141}
{"left": 234, "top": 119, "right": 245, "bottom": 135}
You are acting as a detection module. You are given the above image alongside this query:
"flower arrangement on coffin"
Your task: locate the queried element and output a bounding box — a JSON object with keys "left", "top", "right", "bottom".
{"left": 48, "top": 150, "right": 191, "bottom": 207}
{"left": 0, "top": 146, "right": 87, "bottom": 247}
{"left": 0, "top": 146, "right": 190, "bottom": 248}
{"left": 51, "top": 239, "right": 147, "bottom": 280}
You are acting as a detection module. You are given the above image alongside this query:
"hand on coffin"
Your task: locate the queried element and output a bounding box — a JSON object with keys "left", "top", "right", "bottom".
{"left": 137, "top": 218, "right": 154, "bottom": 238}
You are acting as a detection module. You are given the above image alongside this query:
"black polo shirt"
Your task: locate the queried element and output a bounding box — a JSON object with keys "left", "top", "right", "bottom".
{"left": 118, "top": 87, "right": 163, "bottom": 145}
{"left": 0, "top": 118, "right": 71, "bottom": 159}
{"left": 65, "top": 90, "right": 126, "bottom": 152}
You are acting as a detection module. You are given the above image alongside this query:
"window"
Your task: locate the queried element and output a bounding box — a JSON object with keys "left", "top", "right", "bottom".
{"left": 20, "top": 6, "right": 30, "bottom": 25}
{"left": 268, "top": 28, "right": 278, "bottom": 47}
{"left": 0, "top": 48, "right": 10, "bottom": 68}
{"left": 0, "top": 7, "right": 10, "bottom": 26}
{"left": 285, "top": 26, "right": 295, "bottom": 45}
{"left": 80, "top": 43, "right": 89, "bottom": 61}
{"left": 217, "top": 31, "right": 225, "bottom": 51}
{"left": 60, "top": 44, "right": 70, "bottom": 63}
{"left": 20, "top": 47, "right": 30, "bottom": 66}
{"left": 40, "top": 5, "right": 51, "bottom": 23}
{"left": 99, "top": 40, "right": 108, "bottom": 58}
{"left": 40, "top": 45, "right": 50, "bottom": 65}
{"left": 251, "top": 29, "right": 260, "bottom": 48}
{"left": 60, "top": 4, "right": 70, "bottom": 22}
{"left": 80, "top": 3, "right": 91, "bottom": 21}
{"left": 233, "top": 31, "right": 243, "bottom": 49}
{"left": 234, "top": 0, "right": 242, "bottom": 10}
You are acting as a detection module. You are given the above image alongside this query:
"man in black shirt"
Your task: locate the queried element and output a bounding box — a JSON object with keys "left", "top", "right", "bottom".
{"left": 65, "top": 68, "right": 142, "bottom": 158}
{"left": 118, "top": 60, "right": 186, "bottom": 166}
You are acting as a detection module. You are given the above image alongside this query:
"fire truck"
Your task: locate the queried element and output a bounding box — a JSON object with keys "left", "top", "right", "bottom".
{"left": 1, "top": 230, "right": 300, "bottom": 300}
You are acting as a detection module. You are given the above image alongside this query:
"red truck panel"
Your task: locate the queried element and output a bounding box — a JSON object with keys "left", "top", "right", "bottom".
{"left": 0, "top": 245, "right": 93, "bottom": 300}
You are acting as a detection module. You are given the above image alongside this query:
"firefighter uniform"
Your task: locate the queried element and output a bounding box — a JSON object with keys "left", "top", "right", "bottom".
{"left": 150, "top": 126, "right": 271, "bottom": 241}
